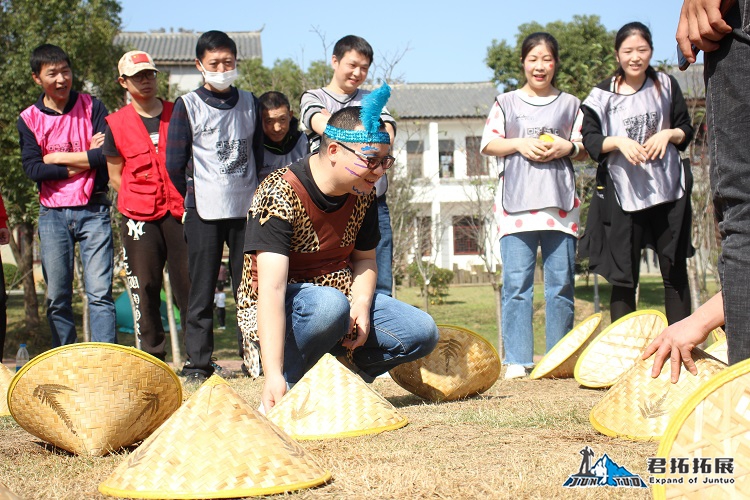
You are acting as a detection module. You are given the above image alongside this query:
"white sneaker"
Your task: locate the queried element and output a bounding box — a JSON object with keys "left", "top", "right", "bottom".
{"left": 504, "top": 364, "right": 528, "bottom": 380}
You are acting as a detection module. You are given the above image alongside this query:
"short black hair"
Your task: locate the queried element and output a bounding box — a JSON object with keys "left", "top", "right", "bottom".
{"left": 30, "top": 44, "right": 71, "bottom": 76}
{"left": 259, "top": 91, "right": 291, "bottom": 112}
{"left": 196, "top": 30, "right": 237, "bottom": 60}
{"left": 332, "top": 35, "right": 373, "bottom": 64}
{"left": 320, "top": 106, "right": 385, "bottom": 152}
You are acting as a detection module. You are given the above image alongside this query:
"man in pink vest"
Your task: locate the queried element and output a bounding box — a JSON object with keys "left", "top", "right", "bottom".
{"left": 18, "top": 44, "right": 116, "bottom": 347}
{"left": 103, "top": 51, "right": 189, "bottom": 361}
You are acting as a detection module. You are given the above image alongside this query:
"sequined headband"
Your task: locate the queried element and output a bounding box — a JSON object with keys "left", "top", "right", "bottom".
{"left": 323, "top": 82, "right": 392, "bottom": 144}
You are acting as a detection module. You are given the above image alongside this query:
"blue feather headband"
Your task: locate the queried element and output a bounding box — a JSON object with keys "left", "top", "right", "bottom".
{"left": 324, "top": 83, "right": 391, "bottom": 144}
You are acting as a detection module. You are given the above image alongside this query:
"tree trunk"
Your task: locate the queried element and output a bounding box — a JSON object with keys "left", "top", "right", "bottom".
{"left": 687, "top": 258, "right": 702, "bottom": 313}
{"left": 163, "top": 268, "right": 182, "bottom": 367}
{"left": 422, "top": 284, "right": 430, "bottom": 313}
{"left": 8, "top": 223, "right": 40, "bottom": 329}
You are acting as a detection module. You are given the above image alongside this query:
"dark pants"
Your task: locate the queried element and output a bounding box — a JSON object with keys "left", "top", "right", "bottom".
{"left": 0, "top": 256, "right": 6, "bottom": 361}
{"left": 182, "top": 208, "right": 245, "bottom": 375}
{"left": 121, "top": 214, "right": 190, "bottom": 360}
{"left": 610, "top": 203, "right": 691, "bottom": 324}
{"left": 215, "top": 307, "right": 226, "bottom": 327}
{"left": 707, "top": 0, "right": 750, "bottom": 364}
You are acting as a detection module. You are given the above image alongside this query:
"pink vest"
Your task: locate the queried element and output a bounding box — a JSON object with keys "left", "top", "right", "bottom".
{"left": 20, "top": 94, "right": 95, "bottom": 207}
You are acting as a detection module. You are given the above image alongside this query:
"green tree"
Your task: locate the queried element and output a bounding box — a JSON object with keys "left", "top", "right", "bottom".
{"left": 0, "top": 0, "right": 123, "bottom": 334}
{"left": 485, "top": 15, "right": 616, "bottom": 101}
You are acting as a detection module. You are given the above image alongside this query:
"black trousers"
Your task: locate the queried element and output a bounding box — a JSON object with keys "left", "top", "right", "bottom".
{"left": 182, "top": 208, "right": 245, "bottom": 375}
{"left": 121, "top": 214, "right": 190, "bottom": 360}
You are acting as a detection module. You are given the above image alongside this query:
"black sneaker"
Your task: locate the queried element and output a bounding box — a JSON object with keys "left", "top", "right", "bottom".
{"left": 182, "top": 372, "right": 208, "bottom": 386}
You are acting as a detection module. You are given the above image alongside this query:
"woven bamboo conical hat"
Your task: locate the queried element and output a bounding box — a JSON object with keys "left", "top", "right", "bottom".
{"left": 0, "top": 481, "right": 22, "bottom": 500}
{"left": 653, "top": 358, "right": 750, "bottom": 500}
{"left": 100, "top": 375, "right": 331, "bottom": 499}
{"left": 590, "top": 348, "right": 726, "bottom": 441}
{"left": 388, "top": 325, "right": 500, "bottom": 401}
{"left": 8, "top": 343, "right": 182, "bottom": 456}
{"left": 705, "top": 338, "right": 728, "bottom": 364}
{"left": 574, "top": 310, "right": 667, "bottom": 388}
{"left": 0, "top": 363, "right": 14, "bottom": 416}
{"left": 711, "top": 326, "right": 726, "bottom": 342}
{"left": 530, "top": 314, "right": 602, "bottom": 380}
{"left": 267, "top": 353, "right": 407, "bottom": 440}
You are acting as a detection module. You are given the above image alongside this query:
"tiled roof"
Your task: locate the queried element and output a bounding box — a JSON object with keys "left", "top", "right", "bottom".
{"left": 114, "top": 31, "right": 262, "bottom": 63}
{"left": 387, "top": 82, "right": 498, "bottom": 119}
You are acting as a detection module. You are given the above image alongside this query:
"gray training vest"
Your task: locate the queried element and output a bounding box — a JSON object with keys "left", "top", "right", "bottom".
{"left": 582, "top": 73, "right": 684, "bottom": 212}
{"left": 182, "top": 90, "right": 258, "bottom": 220}
{"left": 497, "top": 91, "right": 579, "bottom": 213}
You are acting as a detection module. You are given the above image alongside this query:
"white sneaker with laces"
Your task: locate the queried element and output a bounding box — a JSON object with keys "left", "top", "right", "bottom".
{"left": 503, "top": 364, "right": 528, "bottom": 380}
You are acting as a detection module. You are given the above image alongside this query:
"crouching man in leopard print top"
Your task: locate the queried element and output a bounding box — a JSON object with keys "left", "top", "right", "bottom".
{"left": 237, "top": 106, "right": 438, "bottom": 411}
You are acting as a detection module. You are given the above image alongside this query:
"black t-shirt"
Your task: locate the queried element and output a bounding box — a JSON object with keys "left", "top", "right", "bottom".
{"left": 102, "top": 113, "right": 162, "bottom": 157}
{"left": 244, "top": 156, "right": 380, "bottom": 256}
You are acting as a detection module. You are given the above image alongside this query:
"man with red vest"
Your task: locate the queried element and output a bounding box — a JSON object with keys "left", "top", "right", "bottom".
{"left": 103, "top": 51, "right": 190, "bottom": 361}
{"left": 18, "top": 44, "right": 116, "bottom": 348}
{"left": 0, "top": 191, "right": 8, "bottom": 361}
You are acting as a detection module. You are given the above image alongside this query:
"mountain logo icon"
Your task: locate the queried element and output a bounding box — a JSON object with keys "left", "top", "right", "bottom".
{"left": 563, "top": 446, "right": 647, "bottom": 488}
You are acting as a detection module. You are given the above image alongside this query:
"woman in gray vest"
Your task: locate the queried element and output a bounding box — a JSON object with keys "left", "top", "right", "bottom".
{"left": 481, "top": 33, "right": 587, "bottom": 380}
{"left": 579, "top": 22, "right": 694, "bottom": 325}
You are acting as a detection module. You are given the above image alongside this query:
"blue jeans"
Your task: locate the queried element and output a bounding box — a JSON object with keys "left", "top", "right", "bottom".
{"left": 281, "top": 283, "right": 438, "bottom": 383}
{"left": 38, "top": 204, "right": 116, "bottom": 346}
{"left": 500, "top": 231, "right": 575, "bottom": 366}
{"left": 707, "top": 0, "right": 750, "bottom": 364}
{"left": 375, "top": 197, "right": 393, "bottom": 296}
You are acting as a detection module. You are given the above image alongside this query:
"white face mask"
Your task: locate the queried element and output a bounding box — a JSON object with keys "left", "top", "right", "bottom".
{"left": 199, "top": 61, "right": 238, "bottom": 91}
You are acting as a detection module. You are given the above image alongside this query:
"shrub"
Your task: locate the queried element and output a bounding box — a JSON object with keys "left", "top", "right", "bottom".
{"left": 406, "top": 262, "right": 454, "bottom": 304}
{"left": 3, "top": 263, "right": 20, "bottom": 290}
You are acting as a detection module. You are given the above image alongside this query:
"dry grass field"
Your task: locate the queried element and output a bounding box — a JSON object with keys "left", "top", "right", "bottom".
{"left": 0, "top": 371, "right": 658, "bottom": 499}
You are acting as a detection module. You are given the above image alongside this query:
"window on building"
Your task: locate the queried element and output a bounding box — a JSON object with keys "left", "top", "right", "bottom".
{"left": 416, "top": 216, "right": 432, "bottom": 256}
{"left": 453, "top": 216, "right": 483, "bottom": 255}
{"left": 466, "top": 136, "right": 489, "bottom": 176}
{"left": 406, "top": 140, "right": 424, "bottom": 178}
{"left": 439, "top": 139, "right": 454, "bottom": 178}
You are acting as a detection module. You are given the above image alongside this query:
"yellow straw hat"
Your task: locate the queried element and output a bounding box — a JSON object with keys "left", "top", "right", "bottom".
{"left": 100, "top": 375, "right": 330, "bottom": 499}
{"left": 705, "top": 339, "right": 728, "bottom": 364}
{"left": 653, "top": 358, "right": 750, "bottom": 499}
{"left": 574, "top": 310, "right": 667, "bottom": 388}
{"left": 388, "top": 325, "right": 500, "bottom": 401}
{"left": 711, "top": 326, "right": 726, "bottom": 342}
{"left": 589, "top": 349, "right": 726, "bottom": 441}
{"left": 0, "top": 363, "right": 14, "bottom": 416}
{"left": 530, "top": 314, "right": 602, "bottom": 380}
{"left": 267, "top": 353, "right": 407, "bottom": 440}
{"left": 8, "top": 343, "right": 182, "bottom": 456}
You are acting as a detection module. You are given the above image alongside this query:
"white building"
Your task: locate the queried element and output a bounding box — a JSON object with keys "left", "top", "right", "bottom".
{"left": 388, "top": 82, "right": 501, "bottom": 272}
{"left": 114, "top": 30, "right": 262, "bottom": 94}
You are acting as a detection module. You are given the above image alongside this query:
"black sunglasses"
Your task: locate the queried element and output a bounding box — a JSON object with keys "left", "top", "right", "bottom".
{"left": 335, "top": 142, "right": 395, "bottom": 171}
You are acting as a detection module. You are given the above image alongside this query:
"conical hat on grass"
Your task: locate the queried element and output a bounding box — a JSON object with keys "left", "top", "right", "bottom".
{"left": 574, "top": 310, "right": 667, "bottom": 388}
{"left": 711, "top": 326, "right": 726, "bottom": 342}
{"left": 388, "top": 325, "right": 500, "bottom": 401}
{"left": 653, "top": 358, "right": 750, "bottom": 500}
{"left": 267, "top": 353, "right": 407, "bottom": 439}
{"left": 0, "top": 363, "right": 14, "bottom": 416}
{"left": 705, "top": 338, "right": 728, "bottom": 364}
{"left": 0, "top": 481, "right": 22, "bottom": 500}
{"left": 8, "top": 343, "right": 182, "bottom": 456}
{"left": 100, "top": 375, "right": 330, "bottom": 499}
{"left": 530, "top": 314, "right": 602, "bottom": 380}
{"left": 590, "top": 348, "right": 726, "bottom": 441}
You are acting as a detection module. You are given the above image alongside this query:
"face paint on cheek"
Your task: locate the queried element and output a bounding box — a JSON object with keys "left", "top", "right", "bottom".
{"left": 345, "top": 167, "right": 363, "bottom": 178}
{"left": 547, "top": 63, "right": 554, "bottom": 70}
{"left": 360, "top": 146, "right": 378, "bottom": 152}
{"left": 352, "top": 186, "right": 367, "bottom": 195}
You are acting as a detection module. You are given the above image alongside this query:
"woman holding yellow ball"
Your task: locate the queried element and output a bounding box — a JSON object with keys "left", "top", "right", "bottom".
{"left": 480, "top": 32, "right": 587, "bottom": 379}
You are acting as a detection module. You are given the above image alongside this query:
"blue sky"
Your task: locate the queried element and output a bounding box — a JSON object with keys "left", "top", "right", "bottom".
{"left": 119, "top": 0, "right": 688, "bottom": 83}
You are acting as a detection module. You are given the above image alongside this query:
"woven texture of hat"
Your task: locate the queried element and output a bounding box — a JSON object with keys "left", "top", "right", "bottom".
{"left": 711, "top": 326, "right": 726, "bottom": 342}
{"left": 653, "top": 358, "right": 750, "bottom": 500}
{"left": 99, "top": 375, "right": 331, "bottom": 499}
{"left": 0, "top": 363, "right": 13, "bottom": 416}
{"left": 388, "top": 325, "right": 500, "bottom": 401}
{"left": 574, "top": 310, "right": 666, "bottom": 388}
{"left": 590, "top": 348, "right": 726, "bottom": 441}
{"left": 267, "top": 353, "right": 407, "bottom": 440}
{"left": 705, "top": 339, "right": 728, "bottom": 364}
{"left": 8, "top": 343, "right": 181, "bottom": 456}
{"left": 530, "top": 314, "right": 602, "bottom": 380}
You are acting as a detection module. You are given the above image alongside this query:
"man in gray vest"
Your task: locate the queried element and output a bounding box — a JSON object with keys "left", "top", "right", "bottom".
{"left": 166, "top": 30, "right": 263, "bottom": 383}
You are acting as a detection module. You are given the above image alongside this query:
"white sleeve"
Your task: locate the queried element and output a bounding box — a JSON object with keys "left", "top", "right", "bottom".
{"left": 480, "top": 100, "right": 506, "bottom": 156}
{"left": 571, "top": 108, "right": 584, "bottom": 142}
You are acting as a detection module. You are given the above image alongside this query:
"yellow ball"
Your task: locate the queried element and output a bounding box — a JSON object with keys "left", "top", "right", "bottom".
{"left": 539, "top": 134, "right": 554, "bottom": 143}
